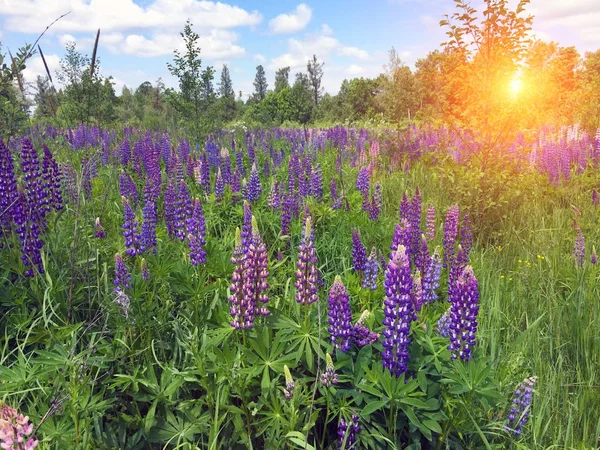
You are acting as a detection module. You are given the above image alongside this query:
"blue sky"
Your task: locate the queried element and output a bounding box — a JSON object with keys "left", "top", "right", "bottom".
{"left": 0, "top": 0, "right": 598, "bottom": 98}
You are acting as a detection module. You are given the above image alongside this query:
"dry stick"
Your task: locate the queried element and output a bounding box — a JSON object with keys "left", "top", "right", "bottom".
{"left": 22, "top": 12, "right": 72, "bottom": 63}
{"left": 38, "top": 45, "right": 57, "bottom": 115}
{"left": 86, "top": 29, "right": 101, "bottom": 125}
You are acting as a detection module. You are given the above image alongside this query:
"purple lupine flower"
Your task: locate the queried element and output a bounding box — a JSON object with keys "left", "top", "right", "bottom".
{"left": 231, "top": 170, "right": 242, "bottom": 205}
{"left": 119, "top": 170, "right": 137, "bottom": 205}
{"left": 351, "top": 310, "right": 380, "bottom": 347}
{"left": 281, "top": 191, "right": 293, "bottom": 238}
{"left": 176, "top": 181, "right": 192, "bottom": 242}
{"left": 443, "top": 204, "right": 460, "bottom": 268}
{"left": 140, "top": 199, "right": 157, "bottom": 254}
{"left": 199, "top": 155, "right": 211, "bottom": 194}
{"left": 215, "top": 168, "right": 225, "bottom": 203}
{"left": 187, "top": 199, "right": 207, "bottom": 265}
{"left": 95, "top": 217, "right": 105, "bottom": 238}
{"left": 164, "top": 180, "right": 178, "bottom": 238}
{"left": 114, "top": 253, "right": 131, "bottom": 290}
{"left": 121, "top": 196, "right": 141, "bottom": 256}
{"left": 593, "top": 189, "right": 599, "bottom": 208}
{"left": 327, "top": 275, "right": 353, "bottom": 352}
{"left": 295, "top": 216, "right": 319, "bottom": 306}
{"left": 229, "top": 228, "right": 249, "bottom": 329}
{"left": 356, "top": 166, "right": 369, "bottom": 194}
{"left": 390, "top": 218, "right": 411, "bottom": 259}
{"left": 42, "top": 144, "right": 63, "bottom": 212}
{"left": 263, "top": 159, "right": 270, "bottom": 178}
{"left": 437, "top": 308, "right": 451, "bottom": 337}
{"left": 320, "top": 353, "right": 338, "bottom": 387}
{"left": 0, "top": 139, "right": 19, "bottom": 242}
{"left": 447, "top": 265, "right": 480, "bottom": 361}
{"left": 13, "top": 192, "right": 44, "bottom": 277}
{"left": 283, "top": 365, "right": 295, "bottom": 400}
{"left": 220, "top": 147, "right": 232, "bottom": 185}
{"left": 310, "top": 164, "right": 323, "bottom": 201}
{"left": 362, "top": 247, "right": 379, "bottom": 290}
{"left": 422, "top": 246, "right": 442, "bottom": 303}
{"left": 506, "top": 376, "right": 537, "bottom": 436}
{"left": 267, "top": 182, "right": 280, "bottom": 209}
{"left": 236, "top": 150, "right": 245, "bottom": 178}
{"left": 460, "top": 213, "right": 473, "bottom": 262}
{"left": 426, "top": 204, "right": 435, "bottom": 242}
{"left": 409, "top": 187, "right": 422, "bottom": 258}
{"left": 412, "top": 270, "right": 423, "bottom": 316}
{"left": 399, "top": 192, "right": 410, "bottom": 221}
{"left": 241, "top": 216, "right": 270, "bottom": 321}
{"left": 368, "top": 194, "right": 380, "bottom": 221}
{"left": 337, "top": 414, "right": 360, "bottom": 450}
{"left": 141, "top": 258, "right": 149, "bottom": 280}
{"left": 374, "top": 183, "right": 382, "bottom": 213}
{"left": 574, "top": 230, "right": 585, "bottom": 267}
{"left": 381, "top": 245, "right": 414, "bottom": 377}
{"left": 245, "top": 163, "right": 262, "bottom": 202}
{"left": 351, "top": 230, "right": 367, "bottom": 273}
{"left": 592, "top": 246, "right": 597, "bottom": 265}
{"left": 20, "top": 138, "right": 47, "bottom": 225}
{"left": 415, "top": 234, "right": 430, "bottom": 275}
{"left": 241, "top": 201, "right": 253, "bottom": 252}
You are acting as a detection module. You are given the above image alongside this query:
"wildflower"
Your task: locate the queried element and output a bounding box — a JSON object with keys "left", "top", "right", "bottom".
{"left": 356, "top": 166, "right": 369, "bottom": 194}
{"left": 229, "top": 229, "right": 249, "bottom": 329}
{"left": 460, "top": 213, "right": 473, "bottom": 261}
{"left": 362, "top": 247, "right": 378, "bottom": 290}
{"left": 409, "top": 187, "right": 422, "bottom": 257}
{"left": 242, "top": 217, "right": 270, "bottom": 320}
{"left": 350, "top": 310, "right": 379, "bottom": 347}
{"left": 337, "top": 414, "right": 360, "bottom": 450}
{"left": 95, "top": 217, "right": 105, "bottom": 239}
{"left": 437, "top": 308, "right": 451, "bottom": 337}
{"left": 320, "top": 353, "right": 338, "bottom": 387}
{"left": 447, "top": 265, "right": 480, "bottom": 361}
{"left": 574, "top": 230, "right": 585, "bottom": 267}
{"left": 0, "top": 403, "right": 39, "bottom": 450}
{"left": 422, "top": 247, "right": 442, "bottom": 303}
{"left": 426, "top": 204, "right": 435, "bottom": 241}
{"left": 351, "top": 230, "right": 367, "bottom": 273}
{"left": 381, "top": 245, "right": 414, "bottom": 377}
{"left": 310, "top": 164, "right": 323, "bottom": 201}
{"left": 140, "top": 199, "right": 157, "bottom": 254}
{"left": 399, "top": 192, "right": 410, "bottom": 222}
{"left": 295, "top": 217, "right": 319, "bottom": 306}
{"left": 415, "top": 233, "right": 430, "bottom": 276}
{"left": 241, "top": 201, "right": 253, "bottom": 252}
{"left": 245, "top": 163, "right": 262, "bottom": 202}
{"left": 283, "top": 365, "right": 295, "bottom": 400}
{"left": 390, "top": 218, "right": 411, "bottom": 259}
{"left": 506, "top": 376, "right": 538, "bottom": 436}
{"left": 113, "top": 288, "right": 131, "bottom": 318}
{"left": 164, "top": 180, "right": 178, "bottom": 238}
{"left": 41, "top": 144, "right": 63, "bottom": 212}
{"left": 443, "top": 204, "right": 460, "bottom": 268}
{"left": 113, "top": 253, "right": 131, "bottom": 291}
{"left": 267, "top": 182, "right": 280, "bottom": 209}
{"left": 412, "top": 270, "right": 423, "bottom": 316}
{"left": 328, "top": 276, "right": 353, "bottom": 352}
{"left": 121, "top": 196, "right": 141, "bottom": 256}
{"left": 215, "top": 168, "right": 225, "bottom": 203}
{"left": 187, "top": 199, "right": 207, "bottom": 265}
{"left": 141, "top": 258, "right": 149, "bottom": 280}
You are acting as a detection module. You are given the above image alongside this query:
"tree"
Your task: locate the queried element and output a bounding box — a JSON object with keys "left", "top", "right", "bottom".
{"left": 290, "top": 72, "right": 313, "bottom": 126}
{"left": 218, "top": 64, "right": 236, "bottom": 122}
{"left": 274, "top": 66, "right": 290, "bottom": 93}
{"left": 201, "top": 66, "right": 216, "bottom": 105}
{"left": 307, "top": 55, "right": 324, "bottom": 106}
{"left": 578, "top": 49, "right": 600, "bottom": 132}
{"left": 33, "top": 75, "right": 57, "bottom": 118}
{"left": 377, "top": 48, "right": 421, "bottom": 122}
{"left": 253, "top": 65, "right": 268, "bottom": 101}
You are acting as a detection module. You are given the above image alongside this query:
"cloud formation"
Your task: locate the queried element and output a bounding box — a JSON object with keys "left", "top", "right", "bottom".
{"left": 268, "top": 4, "right": 312, "bottom": 34}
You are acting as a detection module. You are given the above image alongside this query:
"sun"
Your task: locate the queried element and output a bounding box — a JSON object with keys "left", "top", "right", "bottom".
{"left": 509, "top": 76, "right": 522, "bottom": 96}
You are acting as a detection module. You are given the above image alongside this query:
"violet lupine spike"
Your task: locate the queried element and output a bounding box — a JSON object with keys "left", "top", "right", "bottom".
{"left": 426, "top": 204, "right": 436, "bottom": 242}
{"left": 351, "top": 230, "right": 367, "bottom": 273}
{"left": 460, "top": 213, "right": 473, "bottom": 262}
{"left": 241, "top": 201, "right": 253, "bottom": 252}
{"left": 119, "top": 170, "right": 137, "bottom": 205}
{"left": 13, "top": 192, "right": 44, "bottom": 277}
{"left": 416, "top": 234, "right": 430, "bottom": 275}
{"left": 263, "top": 159, "right": 270, "bottom": 178}
{"left": 390, "top": 218, "right": 411, "bottom": 259}
{"left": 374, "top": 183, "right": 382, "bottom": 213}
{"left": 330, "top": 177, "right": 338, "bottom": 204}
{"left": 381, "top": 245, "right": 414, "bottom": 377}
{"left": 267, "top": 182, "right": 280, "bottom": 210}
{"left": 437, "top": 308, "right": 452, "bottom": 337}
{"left": 229, "top": 228, "right": 250, "bottom": 329}
{"left": 20, "top": 137, "right": 47, "bottom": 226}
{"left": 327, "top": 275, "right": 353, "bottom": 352}
{"left": 281, "top": 192, "right": 293, "bottom": 238}
{"left": 95, "top": 217, "right": 105, "bottom": 239}
{"left": 0, "top": 139, "right": 19, "bottom": 243}
{"left": 310, "top": 164, "right": 323, "bottom": 201}
{"left": 121, "top": 196, "right": 141, "bottom": 256}
{"left": 0, "top": 403, "right": 39, "bottom": 450}
{"left": 140, "top": 199, "right": 157, "bottom": 254}
{"left": 42, "top": 144, "right": 63, "bottom": 212}
{"left": 176, "top": 181, "right": 192, "bottom": 242}
{"left": 337, "top": 414, "right": 360, "bottom": 450}
{"left": 368, "top": 194, "right": 380, "bottom": 221}
{"left": 422, "top": 246, "right": 442, "bottom": 303}
{"left": 295, "top": 216, "right": 319, "bottom": 306}
{"left": 356, "top": 166, "right": 370, "bottom": 194}
{"left": 412, "top": 270, "right": 423, "bottom": 317}
{"left": 283, "top": 365, "right": 295, "bottom": 400}
{"left": 409, "top": 187, "right": 422, "bottom": 258}
{"left": 320, "top": 353, "right": 338, "bottom": 387}
{"left": 187, "top": 199, "right": 207, "bottom": 266}
{"left": 215, "top": 168, "right": 225, "bottom": 203}
{"left": 141, "top": 258, "right": 150, "bottom": 281}
{"left": 399, "top": 192, "right": 410, "bottom": 221}
{"left": 505, "top": 376, "right": 538, "bottom": 436}
{"left": 220, "top": 147, "right": 232, "bottom": 185}
{"left": 199, "top": 155, "right": 211, "bottom": 194}
{"left": 241, "top": 216, "right": 270, "bottom": 321}
{"left": 351, "top": 310, "right": 380, "bottom": 347}
{"left": 448, "top": 245, "right": 466, "bottom": 303}
{"left": 114, "top": 253, "right": 131, "bottom": 290}
{"left": 574, "top": 230, "right": 585, "bottom": 267}
{"left": 164, "top": 180, "right": 178, "bottom": 238}
{"left": 245, "top": 163, "right": 262, "bottom": 202}
{"left": 447, "top": 265, "right": 480, "bottom": 361}
{"left": 443, "top": 204, "right": 460, "bottom": 269}
{"left": 362, "top": 247, "right": 379, "bottom": 290}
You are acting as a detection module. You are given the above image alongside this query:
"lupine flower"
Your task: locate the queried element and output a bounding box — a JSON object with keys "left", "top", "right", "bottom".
{"left": 437, "top": 308, "right": 451, "bottom": 337}
{"left": 241, "top": 201, "right": 253, "bottom": 252}
{"left": 390, "top": 219, "right": 411, "bottom": 259}
{"left": 447, "top": 265, "right": 479, "bottom": 361}
{"left": 422, "top": 247, "right": 442, "bottom": 303}
{"left": 443, "top": 205, "right": 460, "bottom": 268}
{"left": 245, "top": 163, "right": 262, "bottom": 202}
{"left": 399, "top": 192, "right": 410, "bottom": 221}
{"left": 409, "top": 188, "right": 422, "bottom": 258}
{"left": 140, "top": 199, "right": 157, "bottom": 254}
{"left": 229, "top": 229, "right": 249, "bottom": 329}
{"left": 164, "top": 180, "right": 178, "bottom": 238}
{"left": 351, "top": 230, "right": 367, "bottom": 273}
{"left": 20, "top": 138, "right": 47, "bottom": 226}
{"left": 187, "top": 199, "right": 207, "bottom": 265}
{"left": 119, "top": 170, "right": 137, "bottom": 205}
{"left": 362, "top": 247, "right": 379, "bottom": 290}
{"left": 199, "top": 156, "right": 211, "bottom": 194}
{"left": 426, "top": 204, "right": 435, "bottom": 242}
{"left": 592, "top": 246, "right": 597, "bottom": 265}
{"left": 505, "top": 376, "right": 537, "bottom": 436}
{"left": 12, "top": 193, "right": 44, "bottom": 277}
{"left": 0, "top": 403, "right": 39, "bottom": 450}
{"left": 241, "top": 216, "right": 270, "bottom": 321}
{"left": 310, "top": 164, "right": 323, "bottom": 201}
{"left": 337, "top": 414, "right": 360, "bottom": 450}
{"left": 330, "top": 178, "right": 338, "bottom": 205}
{"left": 283, "top": 365, "right": 295, "bottom": 400}
{"left": 95, "top": 217, "right": 105, "bottom": 238}
{"left": 114, "top": 253, "right": 131, "bottom": 291}
{"left": 351, "top": 310, "right": 379, "bottom": 347}
{"left": 374, "top": 183, "right": 382, "bottom": 213}
{"left": 175, "top": 181, "right": 192, "bottom": 242}
{"left": 42, "top": 144, "right": 63, "bottom": 212}
{"left": 0, "top": 139, "right": 18, "bottom": 243}
{"left": 320, "top": 353, "right": 338, "bottom": 387}
{"left": 122, "top": 196, "right": 141, "bottom": 256}
{"left": 368, "top": 195, "right": 380, "bottom": 221}
{"left": 381, "top": 245, "right": 414, "bottom": 377}
{"left": 141, "top": 258, "right": 149, "bottom": 280}
{"left": 415, "top": 234, "right": 430, "bottom": 276}
{"left": 412, "top": 270, "right": 423, "bottom": 316}
{"left": 328, "top": 276, "right": 353, "bottom": 351}
{"left": 295, "top": 216, "right": 319, "bottom": 306}
{"left": 113, "top": 288, "right": 131, "bottom": 318}
{"left": 281, "top": 192, "right": 294, "bottom": 238}
{"left": 267, "top": 182, "right": 280, "bottom": 209}
{"left": 356, "top": 166, "right": 370, "bottom": 194}
{"left": 215, "top": 168, "right": 225, "bottom": 203}
{"left": 574, "top": 230, "right": 585, "bottom": 267}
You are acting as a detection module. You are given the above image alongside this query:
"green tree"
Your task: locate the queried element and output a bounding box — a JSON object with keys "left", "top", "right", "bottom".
{"left": 377, "top": 47, "right": 421, "bottom": 122}
{"left": 0, "top": 42, "right": 34, "bottom": 139}
{"left": 201, "top": 65, "right": 216, "bottom": 105}
{"left": 306, "top": 54, "right": 324, "bottom": 106}
{"left": 218, "top": 64, "right": 236, "bottom": 122}
{"left": 274, "top": 66, "right": 290, "bottom": 93}
{"left": 33, "top": 75, "right": 57, "bottom": 119}
{"left": 253, "top": 65, "right": 268, "bottom": 101}
{"left": 578, "top": 49, "right": 600, "bottom": 132}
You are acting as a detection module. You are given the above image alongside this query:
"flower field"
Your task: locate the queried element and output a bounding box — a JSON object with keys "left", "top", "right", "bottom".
{"left": 0, "top": 125, "right": 599, "bottom": 449}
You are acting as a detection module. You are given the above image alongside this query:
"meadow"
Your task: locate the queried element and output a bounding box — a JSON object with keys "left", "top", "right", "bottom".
{"left": 0, "top": 124, "right": 599, "bottom": 449}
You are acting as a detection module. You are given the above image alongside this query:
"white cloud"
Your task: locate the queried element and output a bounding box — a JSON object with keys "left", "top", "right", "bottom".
{"left": 339, "top": 46, "right": 369, "bottom": 60}
{"left": 0, "top": 0, "right": 262, "bottom": 34}
{"left": 58, "top": 34, "right": 77, "bottom": 47}
{"left": 269, "top": 3, "right": 312, "bottom": 34}
{"left": 22, "top": 53, "right": 61, "bottom": 86}
{"left": 530, "top": 0, "right": 600, "bottom": 46}
{"left": 347, "top": 64, "right": 365, "bottom": 75}
{"left": 254, "top": 54, "right": 266, "bottom": 63}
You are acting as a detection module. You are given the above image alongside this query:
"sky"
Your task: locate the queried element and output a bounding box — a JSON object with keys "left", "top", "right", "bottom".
{"left": 0, "top": 0, "right": 599, "bottom": 99}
